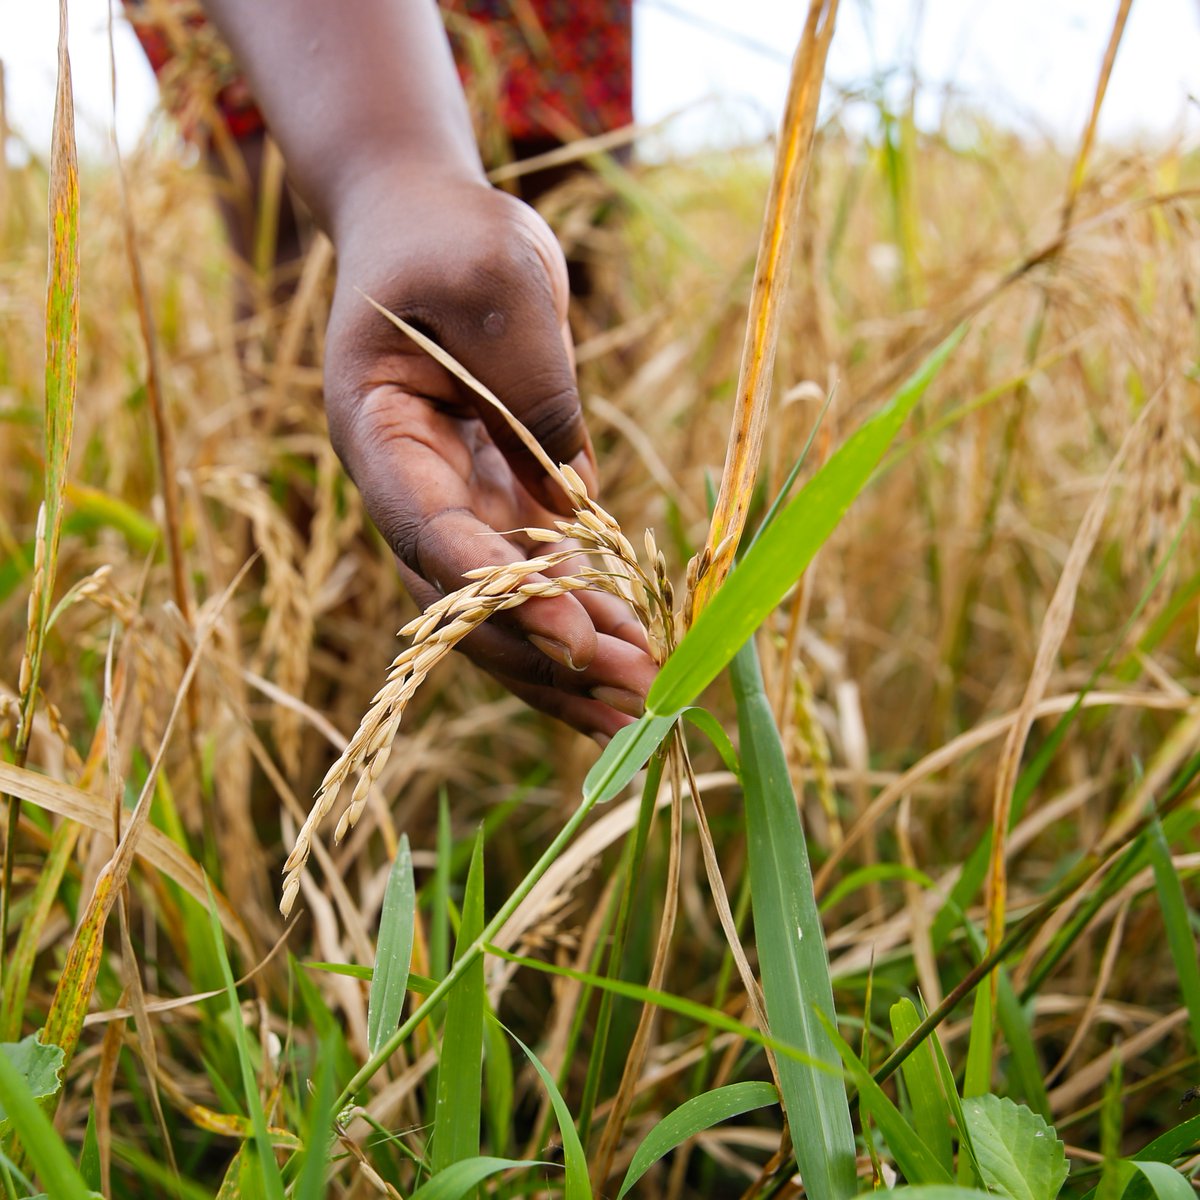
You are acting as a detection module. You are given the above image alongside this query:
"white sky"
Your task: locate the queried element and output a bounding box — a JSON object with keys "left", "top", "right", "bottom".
{"left": 3, "top": 0, "right": 1199, "bottom": 162}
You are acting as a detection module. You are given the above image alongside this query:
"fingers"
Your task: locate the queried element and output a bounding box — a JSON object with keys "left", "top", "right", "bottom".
{"left": 575, "top": 589, "right": 654, "bottom": 655}
{"left": 493, "top": 677, "right": 635, "bottom": 744}
{"left": 400, "top": 558, "right": 656, "bottom": 731}
{"left": 394, "top": 511, "right": 598, "bottom": 672}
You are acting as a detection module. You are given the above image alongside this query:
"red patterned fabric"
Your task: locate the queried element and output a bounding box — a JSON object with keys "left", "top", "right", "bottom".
{"left": 124, "top": 1, "right": 633, "bottom": 145}
{"left": 445, "top": 0, "right": 632, "bottom": 140}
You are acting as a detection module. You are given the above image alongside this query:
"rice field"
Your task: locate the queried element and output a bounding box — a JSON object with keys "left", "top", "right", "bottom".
{"left": 1, "top": 3, "right": 1199, "bottom": 1197}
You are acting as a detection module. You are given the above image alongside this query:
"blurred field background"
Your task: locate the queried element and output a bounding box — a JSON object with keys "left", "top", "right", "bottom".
{"left": 1, "top": 1, "right": 1199, "bottom": 1196}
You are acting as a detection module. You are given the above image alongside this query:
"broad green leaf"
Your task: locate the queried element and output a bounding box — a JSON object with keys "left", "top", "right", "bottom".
{"left": 962, "top": 1095, "right": 1067, "bottom": 1200}
{"left": 732, "top": 643, "right": 857, "bottom": 1200}
{"left": 1146, "top": 811, "right": 1200, "bottom": 1060}
{"left": 617, "top": 1081, "right": 777, "bottom": 1198}
{"left": 509, "top": 1030, "right": 591, "bottom": 1200}
{"left": 432, "top": 829, "right": 486, "bottom": 1173}
{"left": 368, "top": 834, "right": 416, "bottom": 1055}
{"left": 0, "top": 1036, "right": 65, "bottom": 1132}
{"left": 583, "top": 711, "right": 679, "bottom": 803}
{"left": 890, "top": 1000, "right": 953, "bottom": 1175}
{"left": 819, "top": 1012, "right": 953, "bottom": 1187}
{"left": 649, "top": 327, "right": 964, "bottom": 716}
{"left": 0, "top": 1038, "right": 90, "bottom": 1200}
{"left": 409, "top": 1156, "right": 544, "bottom": 1200}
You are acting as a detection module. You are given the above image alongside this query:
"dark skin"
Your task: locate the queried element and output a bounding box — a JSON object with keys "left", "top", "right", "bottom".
{"left": 201, "top": 0, "right": 656, "bottom": 740}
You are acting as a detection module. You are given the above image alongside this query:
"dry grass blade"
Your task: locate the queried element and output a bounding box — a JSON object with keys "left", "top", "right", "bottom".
{"left": 689, "top": 0, "right": 839, "bottom": 619}
{"left": 813, "top": 688, "right": 1192, "bottom": 895}
{"left": 40, "top": 560, "right": 255, "bottom": 1066}
{"left": 1045, "top": 898, "right": 1131, "bottom": 1086}
{"left": 94, "top": 1011, "right": 124, "bottom": 1196}
{"left": 105, "top": 624, "right": 180, "bottom": 1182}
{"left": 678, "top": 736, "right": 774, "bottom": 1074}
{"left": 1048, "top": 1008, "right": 1188, "bottom": 1115}
{"left": 984, "top": 394, "right": 1158, "bottom": 959}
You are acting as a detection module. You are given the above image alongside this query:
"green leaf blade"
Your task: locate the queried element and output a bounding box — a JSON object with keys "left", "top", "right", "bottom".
{"left": 510, "top": 1030, "right": 591, "bottom": 1200}
{"left": 820, "top": 1012, "right": 952, "bottom": 1187}
{"left": 432, "top": 829, "right": 486, "bottom": 1173}
{"left": 649, "top": 326, "right": 965, "bottom": 716}
{"left": 409, "top": 1156, "right": 543, "bottom": 1200}
{"left": 583, "top": 712, "right": 679, "bottom": 804}
{"left": 1146, "top": 811, "right": 1200, "bottom": 1061}
{"left": 732, "top": 642, "right": 857, "bottom": 1200}
{"left": 1121, "top": 1160, "right": 1194, "bottom": 1200}
{"left": 617, "top": 1081, "right": 778, "bottom": 1199}
{"left": 890, "top": 1000, "right": 954, "bottom": 1176}
{"left": 367, "top": 834, "right": 416, "bottom": 1056}
{"left": 204, "top": 884, "right": 286, "bottom": 1200}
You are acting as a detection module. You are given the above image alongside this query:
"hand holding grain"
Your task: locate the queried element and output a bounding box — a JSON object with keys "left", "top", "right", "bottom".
{"left": 324, "top": 177, "right": 656, "bottom": 739}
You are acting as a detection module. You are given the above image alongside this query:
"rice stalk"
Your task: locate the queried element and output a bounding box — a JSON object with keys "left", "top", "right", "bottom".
{"left": 689, "top": 0, "right": 839, "bottom": 619}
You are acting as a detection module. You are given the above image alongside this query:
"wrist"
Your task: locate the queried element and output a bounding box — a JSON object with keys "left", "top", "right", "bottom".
{"left": 329, "top": 157, "right": 489, "bottom": 257}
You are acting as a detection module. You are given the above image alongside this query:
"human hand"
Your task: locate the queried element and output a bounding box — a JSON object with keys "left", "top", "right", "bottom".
{"left": 324, "top": 175, "right": 656, "bottom": 741}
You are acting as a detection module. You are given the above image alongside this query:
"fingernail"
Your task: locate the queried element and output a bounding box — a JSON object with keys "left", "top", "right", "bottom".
{"left": 591, "top": 686, "right": 645, "bottom": 718}
{"left": 594, "top": 733, "right": 612, "bottom": 749}
{"left": 529, "top": 633, "right": 584, "bottom": 672}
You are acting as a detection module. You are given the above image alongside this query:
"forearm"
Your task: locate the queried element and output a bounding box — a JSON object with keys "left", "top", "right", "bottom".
{"left": 199, "top": 0, "right": 486, "bottom": 239}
